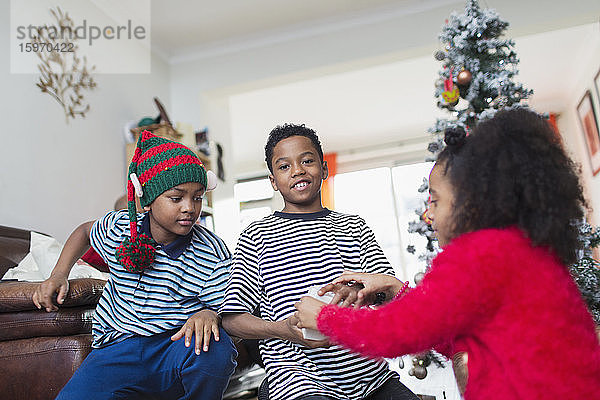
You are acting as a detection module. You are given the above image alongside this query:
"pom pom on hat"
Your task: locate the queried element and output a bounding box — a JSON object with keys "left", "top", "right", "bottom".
{"left": 206, "top": 170, "right": 218, "bottom": 191}
{"left": 116, "top": 130, "right": 210, "bottom": 273}
{"left": 116, "top": 234, "right": 156, "bottom": 273}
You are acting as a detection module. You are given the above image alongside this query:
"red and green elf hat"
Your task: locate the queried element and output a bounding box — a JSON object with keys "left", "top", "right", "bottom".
{"left": 116, "top": 130, "right": 218, "bottom": 272}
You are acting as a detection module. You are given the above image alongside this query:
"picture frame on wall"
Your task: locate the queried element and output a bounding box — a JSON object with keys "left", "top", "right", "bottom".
{"left": 577, "top": 90, "right": 600, "bottom": 176}
{"left": 595, "top": 68, "right": 600, "bottom": 103}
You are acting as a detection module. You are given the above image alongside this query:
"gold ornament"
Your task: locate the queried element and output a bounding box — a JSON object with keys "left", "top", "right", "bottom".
{"left": 456, "top": 70, "right": 472, "bottom": 86}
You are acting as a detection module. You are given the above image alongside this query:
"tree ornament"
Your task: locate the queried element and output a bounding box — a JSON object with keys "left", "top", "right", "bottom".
{"left": 414, "top": 271, "right": 425, "bottom": 285}
{"left": 413, "top": 365, "right": 428, "bottom": 379}
{"left": 421, "top": 209, "right": 432, "bottom": 225}
{"left": 441, "top": 71, "right": 460, "bottom": 105}
{"left": 456, "top": 69, "right": 472, "bottom": 86}
{"left": 434, "top": 50, "right": 446, "bottom": 61}
{"left": 409, "top": 355, "right": 431, "bottom": 379}
{"left": 442, "top": 89, "right": 459, "bottom": 106}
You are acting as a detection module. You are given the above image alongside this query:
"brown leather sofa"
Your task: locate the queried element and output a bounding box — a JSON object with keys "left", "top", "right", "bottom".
{"left": 0, "top": 225, "right": 264, "bottom": 400}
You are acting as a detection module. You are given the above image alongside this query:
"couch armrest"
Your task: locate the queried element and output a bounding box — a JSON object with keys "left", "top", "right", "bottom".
{"left": 0, "top": 306, "right": 95, "bottom": 341}
{"left": 0, "top": 279, "right": 106, "bottom": 313}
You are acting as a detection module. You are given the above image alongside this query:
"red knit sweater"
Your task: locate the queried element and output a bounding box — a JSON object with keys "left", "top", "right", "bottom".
{"left": 317, "top": 228, "right": 600, "bottom": 399}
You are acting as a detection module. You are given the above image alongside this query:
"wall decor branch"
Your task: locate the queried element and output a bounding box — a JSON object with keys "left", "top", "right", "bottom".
{"left": 34, "top": 7, "right": 96, "bottom": 122}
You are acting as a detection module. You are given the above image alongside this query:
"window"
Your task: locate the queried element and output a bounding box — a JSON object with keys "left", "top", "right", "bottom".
{"left": 334, "top": 162, "right": 433, "bottom": 282}
{"left": 234, "top": 179, "right": 274, "bottom": 203}
{"left": 234, "top": 177, "right": 280, "bottom": 230}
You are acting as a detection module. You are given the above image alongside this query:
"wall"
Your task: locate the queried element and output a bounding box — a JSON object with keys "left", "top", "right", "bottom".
{"left": 557, "top": 26, "right": 600, "bottom": 224}
{"left": 0, "top": 0, "right": 171, "bottom": 242}
{"left": 169, "top": 2, "right": 600, "bottom": 248}
{"left": 168, "top": 2, "right": 474, "bottom": 248}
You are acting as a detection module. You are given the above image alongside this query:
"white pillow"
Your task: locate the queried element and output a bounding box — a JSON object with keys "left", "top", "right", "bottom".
{"left": 2, "top": 232, "right": 108, "bottom": 281}
{"left": 30, "top": 231, "right": 63, "bottom": 279}
{"left": 2, "top": 252, "right": 41, "bottom": 281}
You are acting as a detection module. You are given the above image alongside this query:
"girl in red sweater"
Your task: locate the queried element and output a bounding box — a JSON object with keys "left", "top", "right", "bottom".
{"left": 295, "top": 108, "right": 600, "bottom": 399}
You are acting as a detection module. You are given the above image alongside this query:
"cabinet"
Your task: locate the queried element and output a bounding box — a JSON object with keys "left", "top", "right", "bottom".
{"left": 126, "top": 123, "right": 214, "bottom": 229}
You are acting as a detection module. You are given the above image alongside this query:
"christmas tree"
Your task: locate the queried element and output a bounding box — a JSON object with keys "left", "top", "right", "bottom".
{"left": 408, "top": 0, "right": 532, "bottom": 268}
{"left": 406, "top": 0, "right": 600, "bottom": 377}
{"left": 406, "top": 0, "right": 533, "bottom": 376}
{"left": 570, "top": 222, "right": 600, "bottom": 325}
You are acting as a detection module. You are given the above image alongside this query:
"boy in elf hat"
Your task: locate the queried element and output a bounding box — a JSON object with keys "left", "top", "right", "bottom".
{"left": 33, "top": 131, "right": 237, "bottom": 400}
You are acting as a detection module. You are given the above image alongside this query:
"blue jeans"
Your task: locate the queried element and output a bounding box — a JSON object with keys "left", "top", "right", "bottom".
{"left": 56, "top": 328, "right": 237, "bottom": 400}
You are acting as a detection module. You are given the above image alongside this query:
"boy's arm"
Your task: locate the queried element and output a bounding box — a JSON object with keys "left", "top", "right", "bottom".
{"left": 222, "top": 312, "right": 282, "bottom": 339}
{"left": 221, "top": 229, "right": 329, "bottom": 348}
{"left": 221, "top": 312, "right": 329, "bottom": 348}
{"left": 32, "top": 220, "right": 95, "bottom": 312}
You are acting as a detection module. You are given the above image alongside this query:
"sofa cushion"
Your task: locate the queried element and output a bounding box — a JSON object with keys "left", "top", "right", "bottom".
{"left": 0, "top": 278, "right": 106, "bottom": 313}
{"left": 0, "top": 334, "right": 92, "bottom": 400}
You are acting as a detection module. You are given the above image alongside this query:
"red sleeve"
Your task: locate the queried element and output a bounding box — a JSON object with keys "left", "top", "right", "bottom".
{"left": 316, "top": 230, "right": 511, "bottom": 359}
{"left": 81, "top": 247, "right": 109, "bottom": 272}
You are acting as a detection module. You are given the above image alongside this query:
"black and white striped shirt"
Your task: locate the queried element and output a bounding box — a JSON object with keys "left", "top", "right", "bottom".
{"left": 90, "top": 210, "right": 231, "bottom": 348}
{"left": 220, "top": 209, "right": 397, "bottom": 400}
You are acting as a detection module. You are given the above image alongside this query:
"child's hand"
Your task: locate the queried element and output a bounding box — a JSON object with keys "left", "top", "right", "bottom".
{"left": 171, "top": 309, "right": 220, "bottom": 354}
{"left": 331, "top": 272, "right": 406, "bottom": 308}
{"left": 280, "top": 314, "right": 330, "bottom": 349}
{"left": 317, "top": 282, "right": 363, "bottom": 307}
{"left": 294, "top": 296, "right": 326, "bottom": 331}
{"left": 33, "top": 275, "right": 69, "bottom": 312}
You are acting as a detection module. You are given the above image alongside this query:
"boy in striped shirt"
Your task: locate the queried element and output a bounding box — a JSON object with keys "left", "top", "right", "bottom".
{"left": 33, "top": 131, "right": 237, "bottom": 399}
{"left": 221, "top": 124, "right": 417, "bottom": 400}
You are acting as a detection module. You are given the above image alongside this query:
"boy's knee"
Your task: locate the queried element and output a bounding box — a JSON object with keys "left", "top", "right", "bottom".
{"left": 185, "top": 328, "right": 237, "bottom": 377}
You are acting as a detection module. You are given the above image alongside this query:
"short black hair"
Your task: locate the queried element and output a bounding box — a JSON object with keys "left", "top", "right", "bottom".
{"left": 437, "top": 108, "right": 586, "bottom": 265}
{"left": 264, "top": 124, "right": 324, "bottom": 173}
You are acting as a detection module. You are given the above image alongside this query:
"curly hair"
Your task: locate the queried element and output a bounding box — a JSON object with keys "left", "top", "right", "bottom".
{"left": 264, "top": 124, "right": 323, "bottom": 173}
{"left": 437, "top": 108, "right": 586, "bottom": 265}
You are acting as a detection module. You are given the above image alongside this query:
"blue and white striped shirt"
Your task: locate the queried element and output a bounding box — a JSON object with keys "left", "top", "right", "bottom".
{"left": 90, "top": 210, "right": 232, "bottom": 348}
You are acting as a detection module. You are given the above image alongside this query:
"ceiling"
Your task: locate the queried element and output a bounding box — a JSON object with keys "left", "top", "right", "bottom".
{"left": 150, "top": 0, "right": 449, "bottom": 59}
{"left": 150, "top": 0, "right": 599, "bottom": 62}
{"left": 148, "top": 1, "right": 600, "bottom": 175}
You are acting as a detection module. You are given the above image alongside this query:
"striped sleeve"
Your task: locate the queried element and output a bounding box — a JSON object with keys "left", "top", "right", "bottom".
{"left": 198, "top": 258, "right": 232, "bottom": 311}
{"left": 90, "top": 210, "right": 127, "bottom": 262}
{"left": 358, "top": 217, "right": 394, "bottom": 275}
{"left": 219, "top": 228, "right": 261, "bottom": 314}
